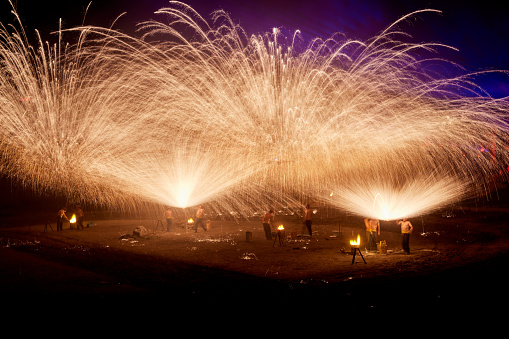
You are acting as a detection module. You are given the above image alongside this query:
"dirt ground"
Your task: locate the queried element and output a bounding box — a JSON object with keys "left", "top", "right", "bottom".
{"left": 1, "top": 204, "right": 509, "bottom": 321}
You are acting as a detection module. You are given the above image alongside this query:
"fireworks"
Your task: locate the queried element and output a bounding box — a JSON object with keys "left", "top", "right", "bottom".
{"left": 0, "top": 2, "right": 508, "bottom": 219}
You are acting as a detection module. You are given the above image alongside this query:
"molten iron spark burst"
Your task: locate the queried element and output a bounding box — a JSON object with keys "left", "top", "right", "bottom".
{"left": 0, "top": 2, "right": 508, "bottom": 219}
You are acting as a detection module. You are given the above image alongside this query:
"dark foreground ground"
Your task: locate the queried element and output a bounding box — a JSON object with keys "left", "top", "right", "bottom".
{"left": 1, "top": 203, "right": 509, "bottom": 325}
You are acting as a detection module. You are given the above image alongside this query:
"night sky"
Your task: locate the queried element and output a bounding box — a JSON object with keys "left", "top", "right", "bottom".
{"left": 0, "top": 0, "right": 507, "bottom": 97}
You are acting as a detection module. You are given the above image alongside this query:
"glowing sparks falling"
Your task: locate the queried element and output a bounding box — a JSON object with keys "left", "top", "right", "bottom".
{"left": 0, "top": 2, "right": 508, "bottom": 218}
{"left": 321, "top": 174, "right": 470, "bottom": 220}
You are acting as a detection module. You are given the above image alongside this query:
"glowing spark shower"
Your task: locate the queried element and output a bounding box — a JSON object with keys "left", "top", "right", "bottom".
{"left": 0, "top": 2, "right": 508, "bottom": 219}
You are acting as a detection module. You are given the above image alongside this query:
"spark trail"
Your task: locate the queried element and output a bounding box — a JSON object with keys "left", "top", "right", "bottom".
{"left": 0, "top": 2, "right": 508, "bottom": 219}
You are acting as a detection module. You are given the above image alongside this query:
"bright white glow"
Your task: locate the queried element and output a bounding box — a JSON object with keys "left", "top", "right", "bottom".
{"left": 322, "top": 174, "right": 469, "bottom": 220}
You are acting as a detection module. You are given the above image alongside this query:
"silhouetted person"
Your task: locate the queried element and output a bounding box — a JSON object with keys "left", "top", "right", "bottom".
{"left": 194, "top": 205, "right": 206, "bottom": 232}
{"left": 397, "top": 218, "right": 413, "bottom": 254}
{"left": 303, "top": 204, "right": 313, "bottom": 237}
{"left": 262, "top": 209, "right": 274, "bottom": 240}
{"left": 57, "top": 208, "right": 69, "bottom": 231}
{"left": 367, "top": 218, "right": 380, "bottom": 252}
{"left": 163, "top": 207, "right": 173, "bottom": 231}
{"left": 75, "top": 205, "right": 84, "bottom": 230}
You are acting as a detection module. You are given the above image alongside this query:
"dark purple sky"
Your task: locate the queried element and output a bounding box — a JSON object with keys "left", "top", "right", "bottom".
{"left": 1, "top": 0, "right": 508, "bottom": 97}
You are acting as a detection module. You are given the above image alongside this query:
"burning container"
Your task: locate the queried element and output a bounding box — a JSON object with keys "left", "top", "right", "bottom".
{"left": 377, "top": 240, "right": 387, "bottom": 254}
